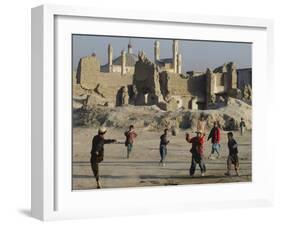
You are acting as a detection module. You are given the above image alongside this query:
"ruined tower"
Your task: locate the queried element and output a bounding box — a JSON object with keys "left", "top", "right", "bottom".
{"left": 121, "top": 50, "right": 126, "bottom": 75}
{"left": 229, "top": 62, "right": 238, "bottom": 90}
{"left": 206, "top": 68, "right": 215, "bottom": 108}
{"left": 154, "top": 41, "right": 160, "bottom": 63}
{"left": 173, "top": 40, "right": 179, "bottom": 73}
{"left": 108, "top": 44, "right": 113, "bottom": 72}
{"left": 177, "top": 53, "right": 182, "bottom": 74}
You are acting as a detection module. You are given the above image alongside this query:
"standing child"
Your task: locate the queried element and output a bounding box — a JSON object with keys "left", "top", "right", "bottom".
{"left": 239, "top": 118, "right": 246, "bottom": 136}
{"left": 207, "top": 121, "right": 221, "bottom": 159}
{"left": 225, "top": 132, "right": 239, "bottom": 176}
{"left": 124, "top": 125, "right": 137, "bottom": 159}
{"left": 186, "top": 131, "right": 206, "bottom": 177}
{"left": 197, "top": 114, "right": 206, "bottom": 135}
{"left": 159, "top": 129, "right": 170, "bottom": 166}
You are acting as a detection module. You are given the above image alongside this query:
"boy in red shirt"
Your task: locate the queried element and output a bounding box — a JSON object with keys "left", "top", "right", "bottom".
{"left": 207, "top": 121, "right": 221, "bottom": 159}
{"left": 186, "top": 130, "right": 206, "bottom": 177}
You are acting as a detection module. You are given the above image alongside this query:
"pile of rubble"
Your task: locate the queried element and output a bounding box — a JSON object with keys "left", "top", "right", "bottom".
{"left": 73, "top": 97, "right": 251, "bottom": 131}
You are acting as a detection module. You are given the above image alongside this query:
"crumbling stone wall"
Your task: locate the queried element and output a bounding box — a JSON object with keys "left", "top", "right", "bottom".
{"left": 158, "top": 71, "right": 205, "bottom": 110}
{"left": 133, "top": 52, "right": 161, "bottom": 105}
{"left": 227, "top": 62, "right": 238, "bottom": 90}
{"left": 75, "top": 54, "right": 247, "bottom": 112}
{"left": 205, "top": 62, "right": 240, "bottom": 108}
{"left": 75, "top": 55, "right": 133, "bottom": 105}
{"left": 159, "top": 71, "right": 188, "bottom": 96}
{"left": 76, "top": 56, "right": 100, "bottom": 86}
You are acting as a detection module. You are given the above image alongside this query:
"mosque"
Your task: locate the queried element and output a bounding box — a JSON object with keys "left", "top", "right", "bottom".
{"left": 100, "top": 39, "right": 182, "bottom": 74}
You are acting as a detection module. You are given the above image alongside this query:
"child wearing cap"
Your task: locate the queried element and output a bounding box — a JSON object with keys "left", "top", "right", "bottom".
{"left": 186, "top": 131, "right": 206, "bottom": 177}
{"left": 225, "top": 132, "right": 239, "bottom": 176}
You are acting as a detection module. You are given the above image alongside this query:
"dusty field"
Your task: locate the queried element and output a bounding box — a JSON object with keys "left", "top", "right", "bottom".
{"left": 72, "top": 128, "right": 252, "bottom": 190}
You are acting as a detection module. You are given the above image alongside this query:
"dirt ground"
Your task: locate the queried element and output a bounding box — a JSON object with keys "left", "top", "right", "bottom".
{"left": 72, "top": 128, "right": 252, "bottom": 190}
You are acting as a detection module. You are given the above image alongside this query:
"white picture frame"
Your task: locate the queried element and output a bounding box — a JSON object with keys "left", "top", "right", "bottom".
{"left": 31, "top": 4, "right": 274, "bottom": 221}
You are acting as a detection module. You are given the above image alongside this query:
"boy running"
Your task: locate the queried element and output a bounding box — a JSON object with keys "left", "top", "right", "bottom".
{"left": 186, "top": 131, "right": 206, "bottom": 177}
{"left": 124, "top": 125, "right": 137, "bottom": 159}
{"left": 207, "top": 121, "right": 221, "bottom": 159}
{"left": 159, "top": 129, "right": 170, "bottom": 166}
{"left": 225, "top": 132, "right": 239, "bottom": 176}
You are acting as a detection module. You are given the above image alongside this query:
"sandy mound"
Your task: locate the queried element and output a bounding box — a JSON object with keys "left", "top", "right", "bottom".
{"left": 73, "top": 97, "right": 251, "bottom": 131}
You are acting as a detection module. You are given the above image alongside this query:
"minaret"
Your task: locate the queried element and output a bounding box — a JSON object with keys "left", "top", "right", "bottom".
{"left": 121, "top": 50, "right": 126, "bottom": 75}
{"left": 128, "top": 39, "right": 133, "bottom": 54}
{"left": 173, "top": 40, "right": 179, "bottom": 73}
{"left": 154, "top": 41, "right": 160, "bottom": 63}
{"left": 108, "top": 44, "right": 113, "bottom": 72}
{"left": 177, "top": 53, "right": 182, "bottom": 74}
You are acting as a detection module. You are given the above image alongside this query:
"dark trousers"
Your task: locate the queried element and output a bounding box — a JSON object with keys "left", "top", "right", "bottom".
{"left": 91, "top": 161, "right": 99, "bottom": 181}
{"left": 127, "top": 143, "right": 133, "bottom": 158}
{"left": 227, "top": 154, "right": 239, "bottom": 171}
{"left": 189, "top": 154, "right": 206, "bottom": 176}
{"left": 160, "top": 145, "right": 167, "bottom": 162}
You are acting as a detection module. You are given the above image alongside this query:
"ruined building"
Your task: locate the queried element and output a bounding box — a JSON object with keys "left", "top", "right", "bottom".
{"left": 75, "top": 40, "right": 251, "bottom": 111}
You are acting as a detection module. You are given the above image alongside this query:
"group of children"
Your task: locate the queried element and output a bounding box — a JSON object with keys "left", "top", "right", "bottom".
{"left": 159, "top": 120, "right": 240, "bottom": 177}
{"left": 90, "top": 118, "right": 245, "bottom": 188}
{"left": 186, "top": 129, "right": 239, "bottom": 177}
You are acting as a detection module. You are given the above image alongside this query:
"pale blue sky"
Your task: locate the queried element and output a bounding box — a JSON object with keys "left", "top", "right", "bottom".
{"left": 72, "top": 35, "right": 252, "bottom": 72}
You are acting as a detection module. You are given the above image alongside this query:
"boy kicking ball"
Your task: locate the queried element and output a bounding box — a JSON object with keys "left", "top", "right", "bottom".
{"left": 225, "top": 132, "right": 239, "bottom": 176}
